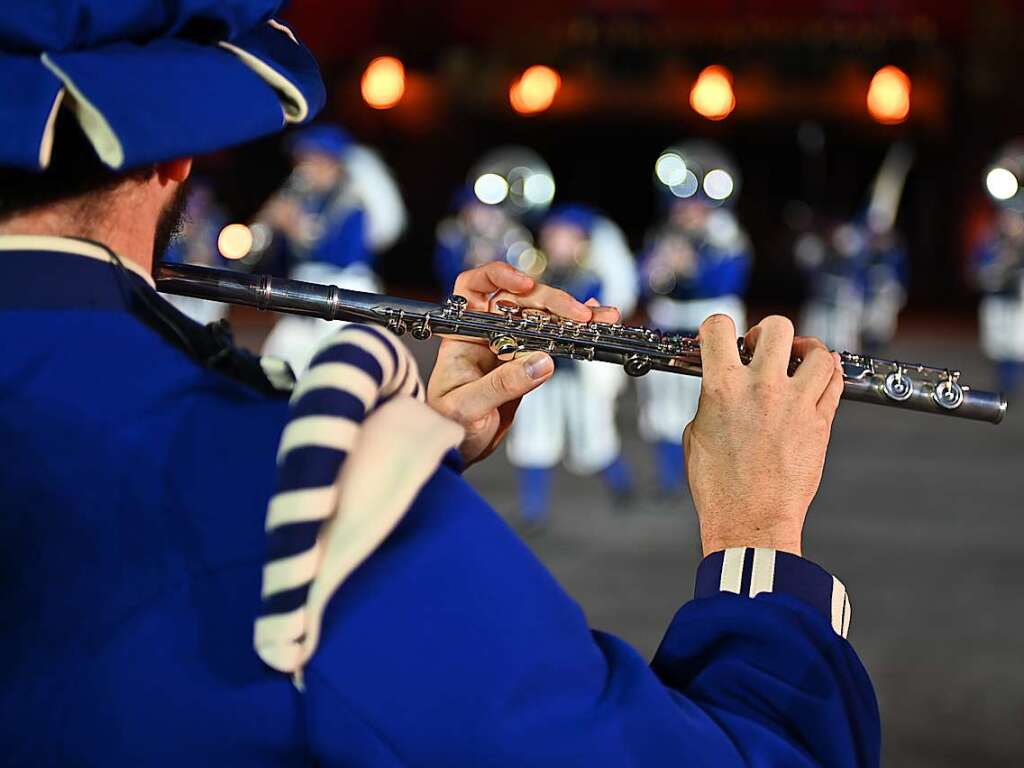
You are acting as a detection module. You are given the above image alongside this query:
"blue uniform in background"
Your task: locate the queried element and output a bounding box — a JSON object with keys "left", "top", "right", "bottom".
{"left": 282, "top": 190, "right": 371, "bottom": 273}
{"left": 972, "top": 229, "right": 1024, "bottom": 393}
{"left": 433, "top": 192, "right": 535, "bottom": 294}
{"left": 0, "top": 237, "right": 879, "bottom": 767}
{"left": 259, "top": 154, "right": 381, "bottom": 372}
{"left": 795, "top": 221, "right": 907, "bottom": 355}
{"left": 860, "top": 235, "right": 909, "bottom": 353}
{"left": 506, "top": 205, "right": 637, "bottom": 523}
{"left": 639, "top": 209, "right": 751, "bottom": 495}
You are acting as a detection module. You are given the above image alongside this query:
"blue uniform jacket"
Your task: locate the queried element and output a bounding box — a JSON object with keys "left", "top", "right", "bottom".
{"left": 0, "top": 241, "right": 879, "bottom": 766}
{"left": 972, "top": 235, "right": 1024, "bottom": 297}
{"left": 297, "top": 195, "right": 369, "bottom": 272}
{"left": 642, "top": 236, "right": 750, "bottom": 302}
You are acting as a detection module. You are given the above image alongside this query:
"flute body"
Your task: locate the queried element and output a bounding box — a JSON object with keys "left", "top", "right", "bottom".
{"left": 155, "top": 263, "right": 1007, "bottom": 425}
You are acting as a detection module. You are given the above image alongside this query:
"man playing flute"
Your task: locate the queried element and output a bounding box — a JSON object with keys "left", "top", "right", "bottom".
{"left": 0, "top": 2, "right": 877, "bottom": 765}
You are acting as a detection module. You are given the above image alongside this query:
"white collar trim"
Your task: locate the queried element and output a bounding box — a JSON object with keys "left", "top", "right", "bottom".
{"left": 0, "top": 234, "right": 156, "bottom": 288}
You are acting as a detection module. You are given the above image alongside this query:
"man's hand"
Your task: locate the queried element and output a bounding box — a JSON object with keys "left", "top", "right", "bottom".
{"left": 427, "top": 262, "right": 619, "bottom": 467}
{"left": 683, "top": 314, "right": 844, "bottom": 557}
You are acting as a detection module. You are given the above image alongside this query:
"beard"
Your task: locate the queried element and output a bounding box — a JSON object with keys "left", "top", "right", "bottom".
{"left": 152, "top": 181, "right": 191, "bottom": 263}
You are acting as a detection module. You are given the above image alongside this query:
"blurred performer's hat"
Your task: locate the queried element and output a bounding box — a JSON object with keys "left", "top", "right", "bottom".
{"left": 467, "top": 146, "right": 556, "bottom": 218}
{"left": 543, "top": 204, "right": 597, "bottom": 236}
{"left": 0, "top": 0, "right": 325, "bottom": 172}
{"left": 984, "top": 141, "right": 1024, "bottom": 212}
{"left": 287, "top": 124, "right": 353, "bottom": 159}
{"left": 654, "top": 140, "right": 741, "bottom": 207}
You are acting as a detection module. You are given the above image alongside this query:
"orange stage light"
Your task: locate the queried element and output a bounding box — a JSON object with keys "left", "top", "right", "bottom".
{"left": 689, "top": 65, "right": 736, "bottom": 121}
{"left": 361, "top": 56, "right": 406, "bottom": 110}
{"left": 510, "top": 65, "right": 561, "bottom": 115}
{"left": 867, "top": 66, "right": 911, "bottom": 125}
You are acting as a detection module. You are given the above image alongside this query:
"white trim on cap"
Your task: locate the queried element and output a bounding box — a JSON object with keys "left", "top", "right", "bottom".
{"left": 219, "top": 20, "right": 310, "bottom": 124}
{"left": 38, "top": 89, "right": 65, "bottom": 170}
{"left": 0, "top": 234, "right": 155, "bottom": 287}
{"left": 268, "top": 19, "right": 299, "bottom": 45}
{"left": 40, "top": 54, "right": 125, "bottom": 169}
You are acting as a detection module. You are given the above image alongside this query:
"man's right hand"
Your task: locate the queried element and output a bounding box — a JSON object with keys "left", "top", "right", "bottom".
{"left": 683, "top": 314, "right": 845, "bottom": 557}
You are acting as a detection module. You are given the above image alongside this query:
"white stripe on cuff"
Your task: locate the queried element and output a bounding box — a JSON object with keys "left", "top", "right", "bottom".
{"left": 749, "top": 548, "right": 777, "bottom": 597}
{"left": 719, "top": 548, "right": 745, "bottom": 593}
{"left": 831, "top": 576, "right": 849, "bottom": 639}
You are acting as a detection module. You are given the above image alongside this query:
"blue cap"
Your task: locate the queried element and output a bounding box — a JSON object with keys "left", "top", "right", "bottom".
{"left": 449, "top": 185, "right": 479, "bottom": 211}
{"left": 0, "top": 0, "right": 326, "bottom": 172}
{"left": 287, "top": 124, "right": 353, "bottom": 158}
{"left": 544, "top": 204, "right": 597, "bottom": 235}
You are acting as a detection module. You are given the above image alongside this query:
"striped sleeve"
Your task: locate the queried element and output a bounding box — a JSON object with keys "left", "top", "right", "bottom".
{"left": 695, "top": 548, "right": 852, "bottom": 638}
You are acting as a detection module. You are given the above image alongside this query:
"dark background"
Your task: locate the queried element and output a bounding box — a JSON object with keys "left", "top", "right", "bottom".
{"left": 209, "top": 0, "right": 1024, "bottom": 311}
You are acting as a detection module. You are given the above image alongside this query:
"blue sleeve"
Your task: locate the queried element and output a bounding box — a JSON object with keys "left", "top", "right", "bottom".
{"left": 302, "top": 466, "right": 880, "bottom": 767}
{"left": 311, "top": 208, "right": 371, "bottom": 269}
{"left": 693, "top": 247, "right": 751, "bottom": 297}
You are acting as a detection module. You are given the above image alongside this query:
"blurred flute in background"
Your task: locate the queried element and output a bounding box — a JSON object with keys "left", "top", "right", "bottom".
{"left": 156, "top": 263, "right": 1007, "bottom": 425}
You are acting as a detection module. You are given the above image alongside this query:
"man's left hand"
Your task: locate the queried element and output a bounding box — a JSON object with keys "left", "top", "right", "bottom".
{"left": 427, "top": 262, "right": 620, "bottom": 467}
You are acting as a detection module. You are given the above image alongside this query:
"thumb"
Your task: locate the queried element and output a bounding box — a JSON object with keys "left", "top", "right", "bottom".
{"left": 443, "top": 352, "right": 554, "bottom": 422}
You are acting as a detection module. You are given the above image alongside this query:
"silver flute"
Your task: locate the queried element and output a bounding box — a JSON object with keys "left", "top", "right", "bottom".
{"left": 155, "top": 263, "right": 1007, "bottom": 425}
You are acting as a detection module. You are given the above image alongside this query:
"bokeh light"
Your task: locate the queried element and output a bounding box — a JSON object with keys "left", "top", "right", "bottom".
{"left": 689, "top": 65, "right": 736, "bottom": 121}
{"left": 655, "top": 152, "right": 688, "bottom": 187}
{"left": 670, "top": 170, "right": 700, "bottom": 198}
{"left": 523, "top": 172, "right": 556, "bottom": 205}
{"left": 361, "top": 56, "right": 406, "bottom": 110}
{"left": 217, "top": 223, "right": 254, "bottom": 260}
{"left": 703, "top": 169, "right": 735, "bottom": 201}
{"left": 510, "top": 65, "right": 561, "bottom": 115}
{"left": 986, "top": 167, "right": 1019, "bottom": 201}
{"left": 474, "top": 173, "right": 510, "bottom": 204}
{"left": 867, "top": 65, "right": 910, "bottom": 125}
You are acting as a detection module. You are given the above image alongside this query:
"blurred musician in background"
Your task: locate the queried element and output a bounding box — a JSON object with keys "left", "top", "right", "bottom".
{"left": 434, "top": 146, "right": 553, "bottom": 292}
{"left": 507, "top": 204, "right": 638, "bottom": 528}
{"left": 160, "top": 180, "right": 232, "bottom": 326}
{"left": 638, "top": 141, "right": 751, "bottom": 497}
{"left": 434, "top": 187, "right": 535, "bottom": 293}
{"left": 852, "top": 144, "right": 913, "bottom": 354}
{"left": 859, "top": 226, "right": 908, "bottom": 354}
{"left": 973, "top": 141, "right": 1024, "bottom": 394}
{"left": 795, "top": 222, "right": 869, "bottom": 352}
{"left": 797, "top": 144, "right": 912, "bottom": 354}
{"left": 254, "top": 123, "right": 407, "bottom": 372}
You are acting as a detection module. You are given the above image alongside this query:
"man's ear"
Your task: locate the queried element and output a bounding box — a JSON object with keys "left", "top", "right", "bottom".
{"left": 155, "top": 158, "right": 193, "bottom": 185}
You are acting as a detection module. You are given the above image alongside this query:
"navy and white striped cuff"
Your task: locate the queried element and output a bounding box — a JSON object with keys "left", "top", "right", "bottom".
{"left": 695, "top": 548, "right": 852, "bottom": 638}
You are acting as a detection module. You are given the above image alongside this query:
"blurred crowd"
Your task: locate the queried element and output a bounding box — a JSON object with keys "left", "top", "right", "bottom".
{"left": 164, "top": 123, "right": 1024, "bottom": 528}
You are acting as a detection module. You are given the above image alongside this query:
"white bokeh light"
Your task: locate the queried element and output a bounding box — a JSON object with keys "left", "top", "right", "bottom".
{"left": 986, "top": 167, "right": 1019, "bottom": 201}
{"left": 474, "top": 173, "right": 509, "bottom": 205}
{"left": 670, "top": 169, "right": 699, "bottom": 198}
{"left": 523, "top": 173, "right": 555, "bottom": 205}
{"left": 655, "top": 152, "right": 687, "bottom": 187}
{"left": 703, "top": 168, "right": 735, "bottom": 201}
